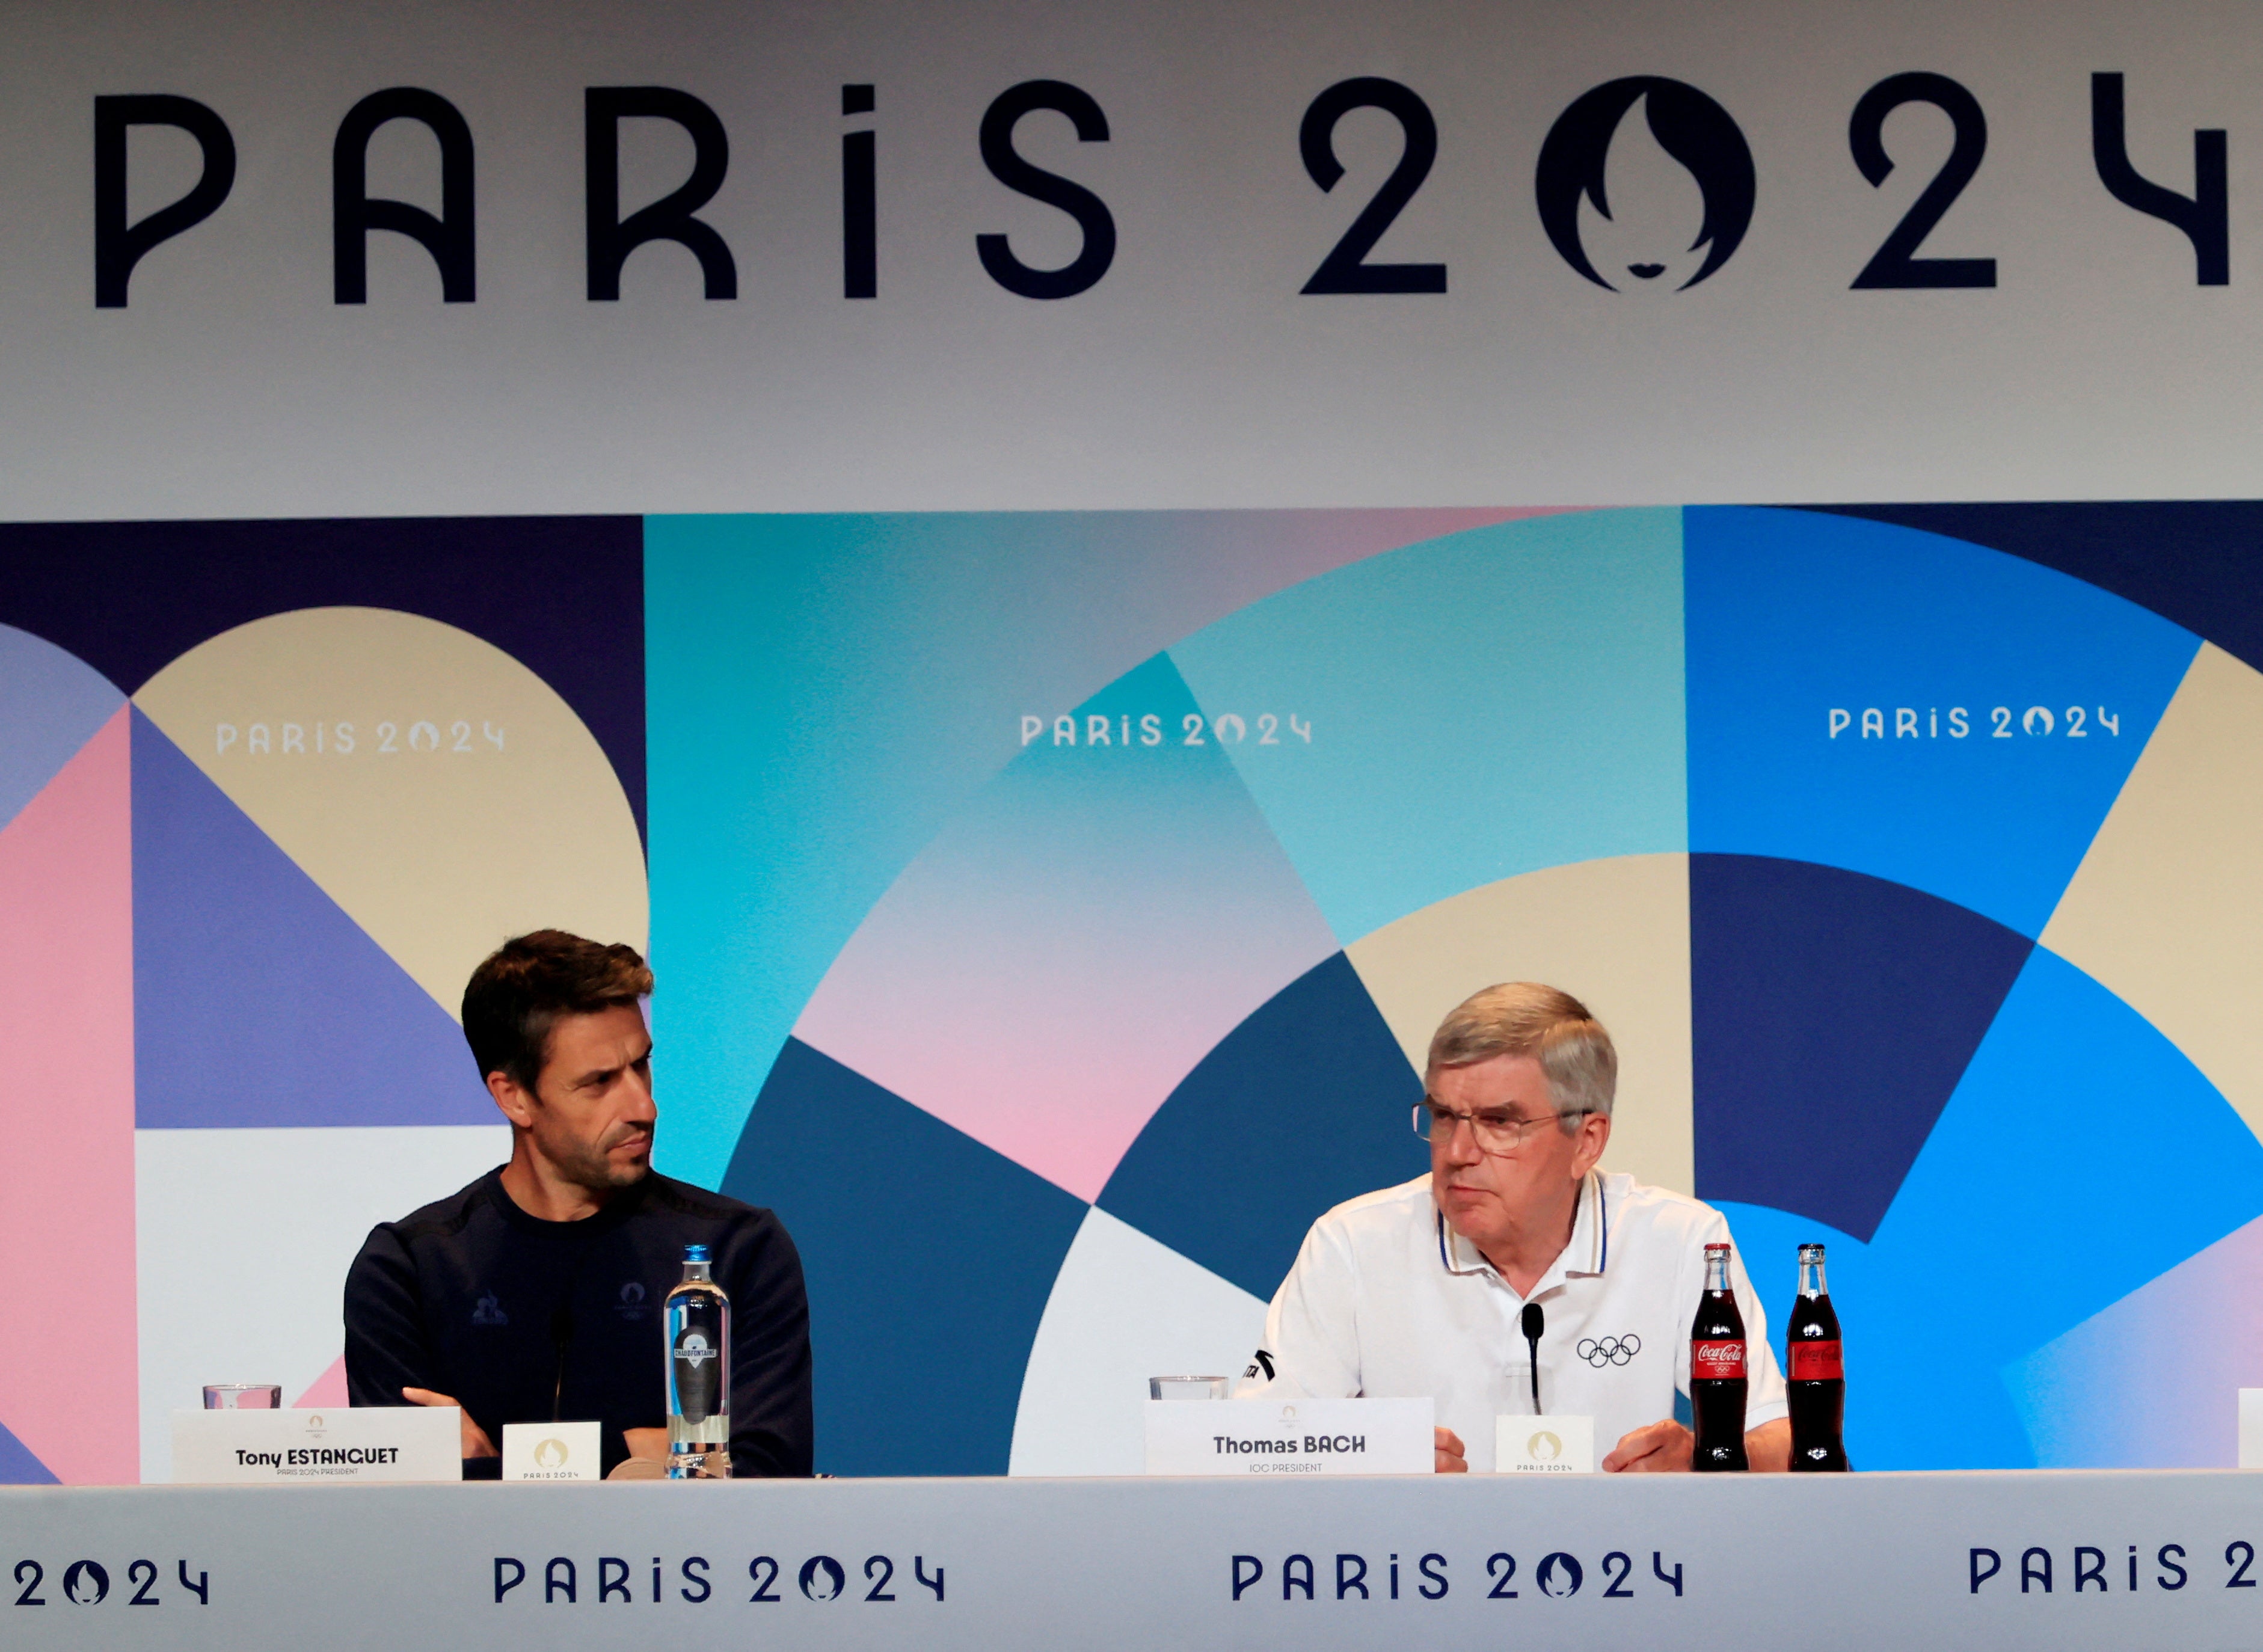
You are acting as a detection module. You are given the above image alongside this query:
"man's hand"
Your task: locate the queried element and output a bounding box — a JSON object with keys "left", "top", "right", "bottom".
{"left": 1603, "top": 1416, "right": 1794, "bottom": 1472}
{"left": 1602, "top": 1418, "right": 1692, "bottom": 1472}
{"left": 1434, "top": 1426, "right": 1469, "bottom": 1474}
{"left": 1744, "top": 1416, "right": 1792, "bottom": 1472}
{"left": 402, "top": 1387, "right": 497, "bottom": 1458}
{"left": 622, "top": 1427, "right": 668, "bottom": 1463}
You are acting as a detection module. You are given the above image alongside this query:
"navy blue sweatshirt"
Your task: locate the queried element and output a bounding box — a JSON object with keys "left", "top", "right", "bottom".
{"left": 343, "top": 1168, "right": 812, "bottom": 1478}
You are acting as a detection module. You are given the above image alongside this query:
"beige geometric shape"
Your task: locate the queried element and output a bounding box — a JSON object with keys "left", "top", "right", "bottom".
{"left": 2040, "top": 641, "right": 2263, "bottom": 1144}
{"left": 1345, "top": 853, "right": 1693, "bottom": 1194}
{"left": 135, "top": 607, "right": 646, "bottom": 1019}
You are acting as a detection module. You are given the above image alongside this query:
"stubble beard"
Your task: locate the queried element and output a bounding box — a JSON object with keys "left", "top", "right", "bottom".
{"left": 553, "top": 1124, "right": 654, "bottom": 1193}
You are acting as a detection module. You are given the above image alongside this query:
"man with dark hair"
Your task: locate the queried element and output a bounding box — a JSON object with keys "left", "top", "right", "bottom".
{"left": 343, "top": 930, "right": 813, "bottom": 1478}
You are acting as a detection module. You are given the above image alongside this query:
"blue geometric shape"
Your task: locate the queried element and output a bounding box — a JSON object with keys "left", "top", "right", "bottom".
{"left": 1816, "top": 500, "right": 2263, "bottom": 681}
{"left": 1686, "top": 505, "right": 2200, "bottom": 937}
{"left": 1850, "top": 946, "right": 2263, "bottom": 1469}
{"left": 1098, "top": 952, "right": 1428, "bottom": 1300}
{"left": 0, "top": 518, "right": 645, "bottom": 841}
{"left": 130, "top": 709, "right": 494, "bottom": 1126}
{"left": 1167, "top": 509, "right": 1688, "bottom": 947}
{"left": 0, "top": 623, "right": 123, "bottom": 838}
{"left": 720, "top": 1037, "right": 1087, "bottom": 1476}
{"left": 1690, "top": 854, "right": 2033, "bottom": 1242}
{"left": 0, "top": 1417, "right": 58, "bottom": 1485}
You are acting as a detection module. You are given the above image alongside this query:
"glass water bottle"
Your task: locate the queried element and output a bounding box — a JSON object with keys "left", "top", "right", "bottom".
{"left": 665, "top": 1244, "right": 731, "bottom": 1478}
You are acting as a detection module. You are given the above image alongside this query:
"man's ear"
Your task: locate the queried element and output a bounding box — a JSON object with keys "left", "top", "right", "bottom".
{"left": 1572, "top": 1110, "right": 1612, "bottom": 1178}
{"left": 487, "top": 1070, "right": 537, "bottom": 1130}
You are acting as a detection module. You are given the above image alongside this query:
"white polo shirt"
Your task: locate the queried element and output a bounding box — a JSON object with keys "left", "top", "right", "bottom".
{"left": 1234, "top": 1171, "right": 1788, "bottom": 1471}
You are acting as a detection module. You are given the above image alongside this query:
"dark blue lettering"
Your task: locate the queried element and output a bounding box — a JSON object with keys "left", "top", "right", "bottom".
{"left": 333, "top": 87, "right": 475, "bottom": 303}
{"left": 93, "top": 95, "right": 236, "bottom": 307}
{"left": 975, "top": 80, "right": 1114, "bottom": 299}
{"left": 2160, "top": 1545, "right": 2188, "bottom": 1590}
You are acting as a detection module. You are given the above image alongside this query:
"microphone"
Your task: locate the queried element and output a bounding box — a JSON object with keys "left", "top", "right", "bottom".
{"left": 550, "top": 1306, "right": 575, "bottom": 1423}
{"left": 1520, "top": 1303, "right": 1544, "bottom": 1414}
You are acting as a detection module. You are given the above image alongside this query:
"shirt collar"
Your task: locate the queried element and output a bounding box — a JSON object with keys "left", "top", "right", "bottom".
{"left": 1435, "top": 1172, "right": 1608, "bottom": 1296}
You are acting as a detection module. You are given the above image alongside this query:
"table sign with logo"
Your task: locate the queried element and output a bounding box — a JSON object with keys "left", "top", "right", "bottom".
{"left": 502, "top": 1422, "right": 601, "bottom": 1482}
{"left": 1495, "top": 1414, "right": 1598, "bottom": 1473}
{"left": 171, "top": 1406, "right": 461, "bottom": 1483}
{"left": 1144, "top": 1396, "right": 1432, "bottom": 1475}
{"left": 14, "top": 1467, "right": 2263, "bottom": 1652}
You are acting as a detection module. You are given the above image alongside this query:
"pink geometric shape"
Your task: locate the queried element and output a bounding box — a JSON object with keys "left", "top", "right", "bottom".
{"left": 295, "top": 1354, "right": 349, "bottom": 1409}
{"left": 796, "top": 654, "right": 1340, "bottom": 1201}
{"left": 0, "top": 706, "right": 137, "bottom": 1483}
{"left": 2012, "top": 1209, "right": 2263, "bottom": 1467}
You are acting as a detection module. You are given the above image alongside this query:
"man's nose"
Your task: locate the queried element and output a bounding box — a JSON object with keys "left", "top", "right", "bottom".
{"left": 1444, "top": 1116, "right": 1483, "bottom": 1163}
{"left": 625, "top": 1069, "right": 658, "bottom": 1120}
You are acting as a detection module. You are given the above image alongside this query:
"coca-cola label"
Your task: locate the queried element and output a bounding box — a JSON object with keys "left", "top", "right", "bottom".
{"left": 1690, "top": 1339, "right": 1745, "bottom": 1379}
{"left": 1790, "top": 1340, "right": 1843, "bottom": 1381}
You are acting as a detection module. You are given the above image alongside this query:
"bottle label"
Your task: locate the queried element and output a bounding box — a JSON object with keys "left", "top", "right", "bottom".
{"left": 1690, "top": 1339, "right": 1746, "bottom": 1379}
{"left": 1790, "top": 1340, "right": 1843, "bottom": 1381}
{"left": 674, "top": 1328, "right": 720, "bottom": 1422}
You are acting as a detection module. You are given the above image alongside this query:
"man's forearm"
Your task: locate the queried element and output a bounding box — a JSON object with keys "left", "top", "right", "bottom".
{"left": 1745, "top": 1416, "right": 1792, "bottom": 1472}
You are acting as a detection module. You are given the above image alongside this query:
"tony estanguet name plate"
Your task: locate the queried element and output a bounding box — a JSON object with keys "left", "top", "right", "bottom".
{"left": 172, "top": 1406, "right": 461, "bottom": 1483}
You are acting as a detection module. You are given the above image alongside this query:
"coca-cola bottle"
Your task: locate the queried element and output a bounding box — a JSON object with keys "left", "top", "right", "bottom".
{"left": 1787, "top": 1242, "right": 1847, "bottom": 1471}
{"left": 1689, "top": 1241, "right": 1748, "bottom": 1472}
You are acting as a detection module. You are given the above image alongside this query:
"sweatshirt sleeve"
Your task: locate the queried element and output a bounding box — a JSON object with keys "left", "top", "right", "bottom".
{"left": 343, "top": 1223, "right": 435, "bottom": 1408}
{"left": 722, "top": 1212, "right": 815, "bottom": 1478}
{"left": 339, "top": 1222, "right": 437, "bottom": 1403}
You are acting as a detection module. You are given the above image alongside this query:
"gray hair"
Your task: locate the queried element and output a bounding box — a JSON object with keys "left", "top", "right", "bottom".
{"left": 1425, "top": 982, "right": 1616, "bottom": 1132}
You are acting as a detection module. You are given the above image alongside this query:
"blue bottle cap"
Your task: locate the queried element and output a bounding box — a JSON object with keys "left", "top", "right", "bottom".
{"left": 684, "top": 1244, "right": 711, "bottom": 1262}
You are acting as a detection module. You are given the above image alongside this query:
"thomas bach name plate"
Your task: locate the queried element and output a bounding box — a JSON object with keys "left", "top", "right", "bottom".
{"left": 172, "top": 1406, "right": 461, "bottom": 1483}
{"left": 1144, "top": 1398, "right": 1434, "bottom": 1476}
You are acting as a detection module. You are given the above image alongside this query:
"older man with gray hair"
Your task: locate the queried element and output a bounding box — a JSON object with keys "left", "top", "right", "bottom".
{"left": 1235, "top": 982, "right": 1789, "bottom": 1473}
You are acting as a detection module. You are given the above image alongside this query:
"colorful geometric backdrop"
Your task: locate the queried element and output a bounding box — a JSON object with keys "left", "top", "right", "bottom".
{"left": 5, "top": 505, "right": 2262, "bottom": 1482}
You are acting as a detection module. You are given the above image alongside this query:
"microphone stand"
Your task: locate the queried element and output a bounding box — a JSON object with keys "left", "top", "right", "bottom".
{"left": 1520, "top": 1303, "right": 1545, "bottom": 1414}
{"left": 550, "top": 1306, "right": 575, "bottom": 1423}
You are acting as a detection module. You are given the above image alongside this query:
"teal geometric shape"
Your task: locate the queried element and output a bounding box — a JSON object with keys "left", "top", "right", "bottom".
{"left": 1168, "top": 509, "right": 1686, "bottom": 945}
{"left": 646, "top": 509, "right": 1525, "bottom": 1188}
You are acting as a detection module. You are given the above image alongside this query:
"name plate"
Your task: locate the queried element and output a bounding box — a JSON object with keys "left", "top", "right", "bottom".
{"left": 171, "top": 1406, "right": 461, "bottom": 1484}
{"left": 1143, "top": 1398, "right": 1434, "bottom": 1476}
{"left": 502, "top": 1421, "right": 601, "bottom": 1481}
{"left": 1494, "top": 1414, "right": 1597, "bottom": 1474}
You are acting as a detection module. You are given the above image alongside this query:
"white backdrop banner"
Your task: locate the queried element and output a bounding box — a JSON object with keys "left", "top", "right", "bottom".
{"left": 6, "top": 1473, "right": 2263, "bottom": 1649}
{"left": 4, "top": 0, "right": 2262, "bottom": 516}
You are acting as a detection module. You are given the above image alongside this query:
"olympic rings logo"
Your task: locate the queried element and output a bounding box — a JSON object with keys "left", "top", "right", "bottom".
{"left": 1575, "top": 1334, "right": 1641, "bottom": 1366}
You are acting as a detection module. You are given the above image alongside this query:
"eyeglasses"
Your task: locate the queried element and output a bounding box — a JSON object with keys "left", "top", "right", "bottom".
{"left": 1411, "top": 1099, "right": 1587, "bottom": 1155}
